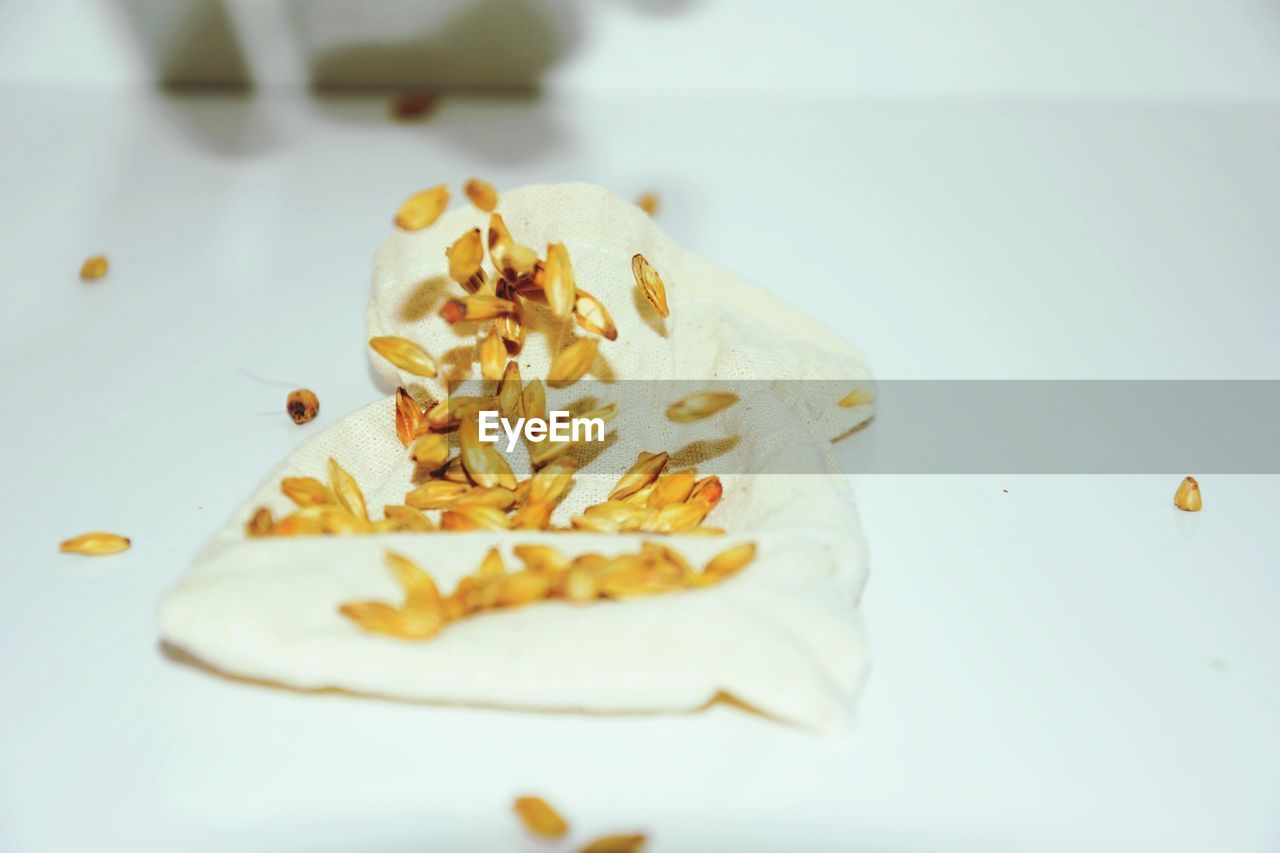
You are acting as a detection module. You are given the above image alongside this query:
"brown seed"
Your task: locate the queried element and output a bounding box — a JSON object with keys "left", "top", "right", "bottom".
{"left": 702, "top": 542, "right": 757, "bottom": 582}
{"left": 395, "top": 386, "right": 422, "bottom": 447}
{"left": 389, "top": 91, "right": 437, "bottom": 120}
{"left": 281, "top": 476, "right": 332, "bottom": 507}
{"left": 498, "top": 360, "right": 523, "bottom": 419}
{"left": 631, "top": 253, "right": 669, "bottom": 318}
{"left": 286, "top": 388, "right": 319, "bottom": 424}
{"left": 245, "top": 507, "right": 275, "bottom": 537}
{"left": 328, "top": 457, "right": 369, "bottom": 522}
{"left": 479, "top": 326, "right": 507, "bottom": 381}
{"left": 370, "top": 336, "right": 438, "bottom": 378}
{"left": 542, "top": 242, "right": 577, "bottom": 318}
{"left": 547, "top": 338, "right": 598, "bottom": 388}
{"left": 513, "top": 796, "right": 568, "bottom": 840}
{"left": 666, "top": 391, "right": 738, "bottom": 423}
{"left": 439, "top": 295, "right": 516, "bottom": 324}
{"left": 79, "top": 254, "right": 109, "bottom": 281}
{"left": 381, "top": 505, "right": 436, "bottom": 531}
{"left": 580, "top": 832, "right": 648, "bottom": 853}
{"left": 636, "top": 192, "right": 659, "bottom": 215}
{"left": 838, "top": 388, "right": 873, "bottom": 408}
{"left": 394, "top": 184, "right": 449, "bottom": 231}
{"left": 1174, "top": 476, "right": 1202, "bottom": 512}
{"left": 464, "top": 178, "right": 498, "bottom": 212}
{"left": 441, "top": 455, "right": 471, "bottom": 483}
{"left": 405, "top": 479, "right": 471, "bottom": 509}
{"left": 574, "top": 289, "right": 618, "bottom": 341}
{"left": 441, "top": 505, "right": 511, "bottom": 531}
{"left": 410, "top": 432, "right": 450, "bottom": 470}
{"left": 488, "top": 213, "right": 538, "bottom": 281}
{"left": 459, "top": 415, "right": 518, "bottom": 490}
{"left": 446, "top": 228, "right": 486, "bottom": 291}
{"left": 495, "top": 310, "right": 526, "bottom": 354}
{"left": 609, "top": 452, "right": 669, "bottom": 501}
{"left": 59, "top": 531, "right": 130, "bottom": 556}
{"left": 522, "top": 379, "right": 547, "bottom": 423}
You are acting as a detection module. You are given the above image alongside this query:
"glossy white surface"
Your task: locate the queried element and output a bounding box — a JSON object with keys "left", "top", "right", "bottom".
{"left": 1, "top": 89, "right": 1278, "bottom": 851}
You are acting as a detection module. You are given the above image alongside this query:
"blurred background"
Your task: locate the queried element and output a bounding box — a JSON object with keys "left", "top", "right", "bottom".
{"left": 3, "top": 3, "right": 1280, "bottom": 852}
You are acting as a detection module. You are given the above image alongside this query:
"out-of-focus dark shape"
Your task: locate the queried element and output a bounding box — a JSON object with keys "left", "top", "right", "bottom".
{"left": 390, "top": 90, "right": 440, "bottom": 120}
{"left": 116, "top": 0, "right": 251, "bottom": 87}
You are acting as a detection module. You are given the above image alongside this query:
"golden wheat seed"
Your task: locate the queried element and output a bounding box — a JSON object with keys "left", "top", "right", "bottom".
{"left": 528, "top": 459, "right": 576, "bottom": 504}
{"left": 645, "top": 502, "right": 709, "bottom": 533}
{"left": 454, "top": 486, "right": 517, "bottom": 510}
{"left": 59, "top": 531, "right": 130, "bottom": 556}
{"left": 1174, "top": 476, "right": 1202, "bottom": 512}
{"left": 369, "top": 336, "right": 438, "bottom": 378}
{"left": 404, "top": 479, "right": 471, "bottom": 510}
{"left": 564, "top": 567, "right": 599, "bottom": 602}
{"left": 463, "top": 177, "right": 498, "bottom": 212}
{"left": 409, "top": 433, "right": 449, "bottom": 472}
{"left": 424, "top": 395, "right": 493, "bottom": 432}
{"left": 512, "top": 796, "right": 568, "bottom": 840}
{"left": 609, "top": 451, "right": 670, "bottom": 501}
{"left": 459, "top": 415, "right": 518, "bottom": 490}
{"left": 511, "top": 501, "right": 553, "bottom": 530}
{"left": 573, "top": 289, "right": 618, "bottom": 341}
{"left": 439, "top": 294, "right": 516, "bottom": 324}
{"left": 688, "top": 475, "right": 723, "bottom": 508}
{"left": 244, "top": 507, "right": 274, "bottom": 537}
{"left": 636, "top": 192, "right": 659, "bottom": 215}
{"left": 79, "top": 254, "right": 109, "bottom": 281}
{"left": 479, "top": 326, "right": 507, "bottom": 381}
{"left": 631, "top": 253, "right": 669, "bottom": 318}
{"left": 271, "top": 507, "right": 327, "bottom": 536}
{"left": 569, "top": 514, "right": 622, "bottom": 533}
{"left": 394, "top": 184, "right": 449, "bottom": 231}
{"left": 286, "top": 388, "right": 319, "bottom": 424}
{"left": 496, "top": 570, "right": 551, "bottom": 606}
{"left": 446, "top": 228, "right": 486, "bottom": 290}
{"left": 580, "top": 832, "right": 648, "bottom": 853}
{"left": 384, "top": 550, "right": 444, "bottom": 613}
{"left": 497, "top": 360, "right": 523, "bottom": 419}
{"left": 488, "top": 213, "right": 538, "bottom": 281}
{"left": 327, "top": 457, "right": 369, "bottom": 522}
{"left": 394, "top": 386, "right": 422, "bottom": 447}
{"left": 547, "top": 338, "right": 598, "bottom": 388}
{"left": 838, "top": 388, "right": 873, "bottom": 408}
{"left": 495, "top": 310, "right": 526, "bottom": 354}
{"left": 646, "top": 470, "right": 698, "bottom": 508}
{"left": 702, "top": 542, "right": 757, "bottom": 582}
{"left": 542, "top": 242, "right": 577, "bottom": 318}
{"left": 666, "top": 391, "right": 738, "bottom": 423}
{"left": 522, "top": 379, "right": 547, "bottom": 423}
{"left": 441, "top": 504, "right": 511, "bottom": 531}
{"left": 381, "top": 504, "right": 436, "bottom": 531}
{"left": 281, "top": 476, "right": 332, "bottom": 507}
{"left": 513, "top": 544, "right": 570, "bottom": 576}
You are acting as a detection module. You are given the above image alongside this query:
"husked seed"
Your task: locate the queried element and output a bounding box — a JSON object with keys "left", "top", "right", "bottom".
{"left": 271, "top": 506, "right": 329, "bottom": 536}
{"left": 522, "top": 379, "right": 547, "bottom": 423}
{"left": 439, "top": 295, "right": 516, "bottom": 324}
{"left": 495, "top": 310, "right": 526, "bottom": 354}
{"left": 631, "top": 254, "right": 669, "bottom": 318}
{"left": 384, "top": 550, "right": 444, "bottom": 612}
{"left": 513, "top": 544, "right": 570, "bottom": 576}
{"left": 646, "top": 470, "right": 697, "bottom": 508}
{"left": 459, "top": 415, "right": 517, "bottom": 490}
{"left": 510, "top": 501, "right": 553, "bottom": 530}
{"left": 542, "top": 242, "right": 577, "bottom": 318}
{"left": 688, "top": 475, "right": 723, "bottom": 508}
{"left": 702, "top": 542, "right": 757, "bottom": 581}
{"left": 497, "top": 570, "right": 551, "bottom": 606}
{"left": 498, "top": 360, "right": 523, "bottom": 419}
{"left": 528, "top": 459, "right": 575, "bottom": 504}
{"left": 454, "top": 486, "right": 517, "bottom": 510}
{"left": 564, "top": 567, "right": 598, "bottom": 601}
{"left": 395, "top": 386, "right": 422, "bottom": 447}
{"left": 488, "top": 213, "right": 538, "bottom": 281}
{"left": 479, "top": 326, "right": 507, "bottom": 381}
{"left": 410, "top": 432, "right": 450, "bottom": 470}
{"left": 646, "top": 502, "right": 708, "bottom": 533}
{"left": 609, "top": 452, "right": 669, "bottom": 501}
{"left": 370, "top": 336, "right": 438, "bottom": 377}
{"left": 441, "top": 504, "right": 510, "bottom": 531}
{"left": 394, "top": 184, "right": 449, "bottom": 231}
{"left": 381, "top": 504, "right": 435, "bottom": 531}
{"left": 79, "top": 255, "right": 109, "bottom": 281}
{"left": 666, "top": 391, "right": 738, "bottom": 423}
{"left": 838, "top": 388, "right": 873, "bottom": 408}
{"left": 636, "top": 192, "right": 659, "bottom": 215}
{"left": 281, "top": 476, "right": 332, "bottom": 507}
{"left": 286, "top": 388, "right": 320, "bottom": 424}
{"left": 59, "top": 531, "right": 130, "bottom": 556}
{"left": 327, "top": 457, "right": 369, "bottom": 522}
{"left": 405, "top": 479, "right": 471, "bottom": 509}
{"left": 547, "top": 338, "right": 598, "bottom": 388}
{"left": 245, "top": 507, "right": 274, "bottom": 537}
{"left": 573, "top": 289, "right": 618, "bottom": 341}
{"left": 513, "top": 796, "right": 568, "bottom": 840}
{"left": 446, "top": 228, "right": 486, "bottom": 290}
{"left": 1174, "top": 476, "right": 1202, "bottom": 512}
{"left": 580, "top": 832, "right": 648, "bottom": 853}
{"left": 425, "top": 395, "right": 494, "bottom": 431}
{"left": 464, "top": 178, "right": 498, "bottom": 212}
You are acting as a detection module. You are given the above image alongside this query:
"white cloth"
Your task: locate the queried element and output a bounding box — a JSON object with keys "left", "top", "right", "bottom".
{"left": 160, "top": 183, "right": 873, "bottom": 730}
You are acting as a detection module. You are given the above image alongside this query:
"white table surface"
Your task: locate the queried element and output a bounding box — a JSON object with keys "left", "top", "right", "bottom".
{"left": 2, "top": 88, "right": 1277, "bottom": 852}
